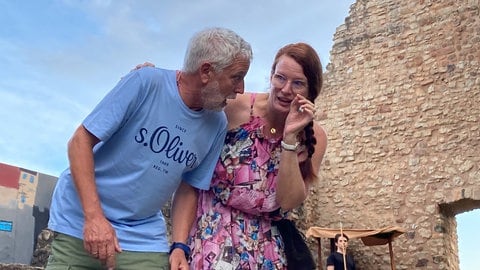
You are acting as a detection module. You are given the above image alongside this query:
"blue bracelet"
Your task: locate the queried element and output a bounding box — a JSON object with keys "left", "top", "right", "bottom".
{"left": 169, "top": 242, "right": 191, "bottom": 259}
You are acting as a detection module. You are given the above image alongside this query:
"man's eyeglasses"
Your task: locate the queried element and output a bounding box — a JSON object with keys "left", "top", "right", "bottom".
{"left": 271, "top": 73, "right": 308, "bottom": 92}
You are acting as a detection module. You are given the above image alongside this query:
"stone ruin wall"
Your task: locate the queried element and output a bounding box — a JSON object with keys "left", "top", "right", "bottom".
{"left": 303, "top": 0, "right": 480, "bottom": 269}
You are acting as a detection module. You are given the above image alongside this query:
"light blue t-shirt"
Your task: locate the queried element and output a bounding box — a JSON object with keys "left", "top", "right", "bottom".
{"left": 48, "top": 67, "right": 227, "bottom": 252}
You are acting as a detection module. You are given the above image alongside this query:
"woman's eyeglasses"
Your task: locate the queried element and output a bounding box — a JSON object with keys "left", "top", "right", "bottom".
{"left": 271, "top": 73, "right": 308, "bottom": 92}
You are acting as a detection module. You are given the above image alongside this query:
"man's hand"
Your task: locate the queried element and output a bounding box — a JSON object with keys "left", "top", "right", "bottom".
{"left": 83, "top": 215, "right": 122, "bottom": 269}
{"left": 169, "top": 249, "right": 189, "bottom": 270}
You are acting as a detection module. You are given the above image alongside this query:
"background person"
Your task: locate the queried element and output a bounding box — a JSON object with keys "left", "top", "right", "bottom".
{"left": 326, "top": 233, "right": 356, "bottom": 270}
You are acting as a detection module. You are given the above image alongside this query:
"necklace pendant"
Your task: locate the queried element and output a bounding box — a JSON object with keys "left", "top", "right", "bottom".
{"left": 270, "top": 128, "right": 276, "bottom": 134}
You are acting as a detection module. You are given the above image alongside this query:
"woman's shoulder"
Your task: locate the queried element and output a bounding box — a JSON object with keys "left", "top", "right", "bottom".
{"left": 225, "top": 92, "right": 266, "bottom": 128}
{"left": 228, "top": 92, "right": 252, "bottom": 106}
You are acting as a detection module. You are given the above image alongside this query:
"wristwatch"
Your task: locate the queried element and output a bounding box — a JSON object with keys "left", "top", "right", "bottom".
{"left": 281, "top": 140, "right": 299, "bottom": 151}
{"left": 169, "top": 242, "right": 191, "bottom": 261}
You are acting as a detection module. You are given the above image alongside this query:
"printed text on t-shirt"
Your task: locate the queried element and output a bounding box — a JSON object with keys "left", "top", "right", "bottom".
{"left": 135, "top": 126, "right": 198, "bottom": 168}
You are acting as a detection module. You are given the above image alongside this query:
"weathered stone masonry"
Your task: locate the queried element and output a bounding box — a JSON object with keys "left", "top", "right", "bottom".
{"left": 303, "top": 0, "right": 479, "bottom": 269}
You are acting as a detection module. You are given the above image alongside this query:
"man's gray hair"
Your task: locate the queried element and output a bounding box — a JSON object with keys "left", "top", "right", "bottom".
{"left": 182, "top": 27, "right": 253, "bottom": 73}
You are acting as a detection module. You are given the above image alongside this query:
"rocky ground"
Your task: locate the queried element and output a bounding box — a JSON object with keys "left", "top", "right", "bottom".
{"left": 0, "top": 228, "right": 53, "bottom": 270}
{"left": 0, "top": 265, "right": 43, "bottom": 270}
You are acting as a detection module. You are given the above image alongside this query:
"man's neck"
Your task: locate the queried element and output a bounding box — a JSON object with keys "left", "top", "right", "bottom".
{"left": 176, "top": 71, "right": 203, "bottom": 110}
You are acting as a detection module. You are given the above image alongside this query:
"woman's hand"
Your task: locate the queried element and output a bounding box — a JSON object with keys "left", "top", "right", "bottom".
{"left": 132, "top": 61, "right": 155, "bottom": 71}
{"left": 283, "top": 94, "right": 316, "bottom": 142}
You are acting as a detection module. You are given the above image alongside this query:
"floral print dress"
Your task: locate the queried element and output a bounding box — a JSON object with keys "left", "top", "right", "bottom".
{"left": 189, "top": 96, "right": 287, "bottom": 270}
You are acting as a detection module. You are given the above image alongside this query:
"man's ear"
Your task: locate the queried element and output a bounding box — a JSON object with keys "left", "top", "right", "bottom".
{"left": 199, "top": 62, "right": 214, "bottom": 83}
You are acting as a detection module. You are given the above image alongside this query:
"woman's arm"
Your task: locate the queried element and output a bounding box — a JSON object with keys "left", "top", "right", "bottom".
{"left": 276, "top": 121, "right": 327, "bottom": 210}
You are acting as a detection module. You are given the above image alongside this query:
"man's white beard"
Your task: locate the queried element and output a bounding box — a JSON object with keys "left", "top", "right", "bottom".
{"left": 201, "top": 81, "right": 226, "bottom": 111}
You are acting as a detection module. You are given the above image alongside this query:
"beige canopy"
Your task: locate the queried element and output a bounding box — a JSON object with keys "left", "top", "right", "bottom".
{"left": 306, "top": 226, "right": 406, "bottom": 270}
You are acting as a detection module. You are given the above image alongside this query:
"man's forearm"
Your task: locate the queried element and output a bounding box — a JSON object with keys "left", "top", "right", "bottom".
{"left": 68, "top": 125, "right": 103, "bottom": 219}
{"left": 171, "top": 181, "right": 198, "bottom": 243}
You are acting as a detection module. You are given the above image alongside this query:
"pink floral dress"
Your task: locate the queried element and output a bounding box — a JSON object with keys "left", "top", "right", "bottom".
{"left": 189, "top": 96, "right": 287, "bottom": 270}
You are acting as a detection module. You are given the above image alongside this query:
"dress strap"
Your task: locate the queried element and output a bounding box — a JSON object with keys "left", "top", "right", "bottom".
{"left": 250, "top": 93, "right": 256, "bottom": 119}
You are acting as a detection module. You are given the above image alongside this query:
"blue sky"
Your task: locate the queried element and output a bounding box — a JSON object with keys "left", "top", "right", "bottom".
{"left": 0, "top": 0, "right": 476, "bottom": 268}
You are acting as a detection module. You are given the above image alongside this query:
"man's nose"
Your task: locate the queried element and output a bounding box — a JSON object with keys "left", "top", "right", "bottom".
{"left": 235, "top": 80, "right": 245, "bottom": 94}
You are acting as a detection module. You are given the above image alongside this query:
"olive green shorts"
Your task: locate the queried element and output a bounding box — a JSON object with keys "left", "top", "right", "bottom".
{"left": 45, "top": 232, "right": 169, "bottom": 270}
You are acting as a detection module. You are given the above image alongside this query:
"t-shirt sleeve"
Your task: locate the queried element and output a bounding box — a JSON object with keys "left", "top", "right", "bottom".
{"left": 326, "top": 254, "right": 335, "bottom": 266}
{"left": 82, "top": 71, "right": 144, "bottom": 141}
{"left": 182, "top": 121, "right": 227, "bottom": 190}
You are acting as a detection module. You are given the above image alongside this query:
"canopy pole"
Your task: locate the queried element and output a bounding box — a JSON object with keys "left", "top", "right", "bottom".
{"left": 388, "top": 237, "right": 395, "bottom": 270}
{"left": 340, "top": 223, "right": 347, "bottom": 270}
{"left": 317, "top": 237, "right": 323, "bottom": 270}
